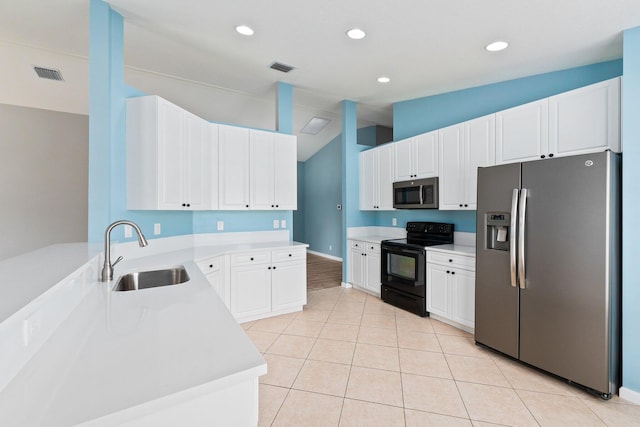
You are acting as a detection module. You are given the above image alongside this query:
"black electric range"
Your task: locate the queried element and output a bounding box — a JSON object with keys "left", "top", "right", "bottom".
{"left": 381, "top": 222, "right": 454, "bottom": 316}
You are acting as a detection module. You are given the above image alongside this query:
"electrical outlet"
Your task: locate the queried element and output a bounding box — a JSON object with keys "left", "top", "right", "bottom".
{"left": 124, "top": 225, "right": 132, "bottom": 238}
{"left": 392, "top": 218, "right": 397, "bottom": 226}
{"left": 273, "top": 219, "right": 280, "bottom": 229}
{"left": 154, "top": 223, "right": 161, "bottom": 235}
{"left": 22, "top": 314, "right": 42, "bottom": 347}
{"left": 217, "top": 221, "right": 224, "bottom": 231}
{"left": 281, "top": 220, "right": 286, "bottom": 228}
{"left": 329, "top": 245, "right": 332, "bottom": 251}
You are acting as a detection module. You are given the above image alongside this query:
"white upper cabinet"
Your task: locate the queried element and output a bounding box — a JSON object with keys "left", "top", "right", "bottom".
{"left": 126, "top": 95, "right": 214, "bottom": 210}
{"left": 219, "top": 124, "right": 251, "bottom": 210}
{"left": 359, "top": 144, "right": 394, "bottom": 210}
{"left": 548, "top": 77, "right": 620, "bottom": 157}
{"left": 394, "top": 131, "right": 438, "bottom": 181}
{"left": 496, "top": 99, "right": 549, "bottom": 164}
{"left": 273, "top": 133, "right": 298, "bottom": 210}
{"left": 439, "top": 114, "right": 495, "bottom": 210}
{"left": 496, "top": 78, "right": 620, "bottom": 165}
{"left": 221, "top": 128, "right": 297, "bottom": 210}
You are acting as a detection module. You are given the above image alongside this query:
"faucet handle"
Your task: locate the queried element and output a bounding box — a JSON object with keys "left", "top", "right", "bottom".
{"left": 111, "top": 256, "right": 124, "bottom": 268}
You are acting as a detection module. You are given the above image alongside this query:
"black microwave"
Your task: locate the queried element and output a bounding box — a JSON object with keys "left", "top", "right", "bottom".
{"left": 393, "top": 177, "right": 439, "bottom": 209}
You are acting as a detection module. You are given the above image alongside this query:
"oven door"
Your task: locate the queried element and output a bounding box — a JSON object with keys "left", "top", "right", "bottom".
{"left": 381, "top": 243, "right": 426, "bottom": 296}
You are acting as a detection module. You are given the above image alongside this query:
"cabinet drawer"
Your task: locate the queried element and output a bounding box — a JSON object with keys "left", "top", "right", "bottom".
{"left": 427, "top": 251, "right": 475, "bottom": 270}
{"left": 272, "top": 247, "right": 306, "bottom": 262}
{"left": 365, "top": 243, "right": 380, "bottom": 254}
{"left": 350, "top": 240, "right": 365, "bottom": 249}
{"left": 230, "top": 251, "right": 270, "bottom": 266}
{"left": 196, "top": 256, "right": 222, "bottom": 273}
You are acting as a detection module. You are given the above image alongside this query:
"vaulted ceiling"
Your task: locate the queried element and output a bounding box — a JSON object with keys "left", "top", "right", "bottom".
{"left": 1, "top": 0, "right": 638, "bottom": 160}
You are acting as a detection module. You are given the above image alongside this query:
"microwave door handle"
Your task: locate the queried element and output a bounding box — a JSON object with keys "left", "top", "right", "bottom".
{"left": 510, "top": 189, "right": 519, "bottom": 288}
{"left": 419, "top": 185, "right": 424, "bottom": 205}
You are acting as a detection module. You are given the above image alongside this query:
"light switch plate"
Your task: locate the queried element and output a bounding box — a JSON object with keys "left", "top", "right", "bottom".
{"left": 217, "top": 221, "right": 224, "bottom": 231}
{"left": 281, "top": 220, "right": 286, "bottom": 228}
{"left": 273, "top": 219, "right": 280, "bottom": 229}
{"left": 154, "top": 223, "right": 161, "bottom": 235}
{"left": 124, "top": 225, "right": 132, "bottom": 238}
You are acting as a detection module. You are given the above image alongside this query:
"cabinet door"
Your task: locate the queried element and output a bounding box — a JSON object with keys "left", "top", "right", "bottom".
{"left": 274, "top": 134, "right": 298, "bottom": 210}
{"left": 206, "top": 270, "right": 227, "bottom": 308}
{"left": 415, "top": 131, "right": 439, "bottom": 178}
{"left": 250, "top": 130, "right": 275, "bottom": 210}
{"left": 377, "top": 145, "right": 395, "bottom": 210}
{"left": 549, "top": 77, "right": 620, "bottom": 157}
{"left": 464, "top": 115, "right": 495, "bottom": 210}
{"left": 230, "top": 264, "right": 271, "bottom": 318}
{"left": 394, "top": 137, "right": 415, "bottom": 181}
{"left": 272, "top": 260, "right": 307, "bottom": 311}
{"left": 183, "top": 112, "right": 210, "bottom": 210}
{"left": 349, "top": 244, "right": 365, "bottom": 287}
{"left": 208, "top": 124, "right": 219, "bottom": 210}
{"left": 359, "top": 150, "right": 376, "bottom": 210}
{"left": 157, "top": 100, "right": 184, "bottom": 209}
{"left": 451, "top": 268, "right": 475, "bottom": 328}
{"left": 426, "top": 264, "right": 450, "bottom": 318}
{"left": 438, "top": 124, "right": 464, "bottom": 210}
{"left": 496, "top": 99, "right": 549, "bottom": 164}
{"left": 365, "top": 250, "right": 381, "bottom": 295}
{"left": 219, "top": 125, "right": 250, "bottom": 210}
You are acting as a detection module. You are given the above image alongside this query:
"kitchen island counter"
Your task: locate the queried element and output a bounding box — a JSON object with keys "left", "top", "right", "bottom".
{"left": 0, "top": 234, "right": 305, "bottom": 426}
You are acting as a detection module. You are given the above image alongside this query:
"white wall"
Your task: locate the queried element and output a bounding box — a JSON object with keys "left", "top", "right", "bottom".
{"left": 0, "top": 103, "right": 88, "bottom": 260}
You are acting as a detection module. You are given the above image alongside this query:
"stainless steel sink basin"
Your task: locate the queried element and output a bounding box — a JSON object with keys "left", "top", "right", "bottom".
{"left": 113, "top": 266, "right": 190, "bottom": 291}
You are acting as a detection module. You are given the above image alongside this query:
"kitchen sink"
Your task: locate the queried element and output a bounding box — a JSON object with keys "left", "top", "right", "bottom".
{"left": 113, "top": 266, "right": 190, "bottom": 291}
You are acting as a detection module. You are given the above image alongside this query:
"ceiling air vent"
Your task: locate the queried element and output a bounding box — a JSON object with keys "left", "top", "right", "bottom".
{"left": 34, "top": 66, "right": 64, "bottom": 81}
{"left": 270, "top": 62, "right": 294, "bottom": 73}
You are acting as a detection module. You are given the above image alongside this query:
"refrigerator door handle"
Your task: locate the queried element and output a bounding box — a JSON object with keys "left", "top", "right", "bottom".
{"left": 518, "top": 188, "right": 528, "bottom": 289}
{"left": 510, "top": 189, "right": 519, "bottom": 288}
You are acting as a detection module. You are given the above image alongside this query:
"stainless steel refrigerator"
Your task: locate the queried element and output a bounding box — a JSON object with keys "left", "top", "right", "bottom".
{"left": 475, "top": 151, "right": 621, "bottom": 398}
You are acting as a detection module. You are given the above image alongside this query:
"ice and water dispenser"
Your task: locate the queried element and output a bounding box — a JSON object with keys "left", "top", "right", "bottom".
{"left": 486, "top": 213, "right": 510, "bottom": 251}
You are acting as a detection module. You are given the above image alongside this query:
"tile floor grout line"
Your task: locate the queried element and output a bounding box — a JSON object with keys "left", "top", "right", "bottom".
{"left": 435, "top": 328, "right": 473, "bottom": 423}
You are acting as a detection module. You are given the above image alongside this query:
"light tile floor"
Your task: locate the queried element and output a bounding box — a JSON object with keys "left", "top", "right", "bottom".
{"left": 242, "top": 287, "right": 640, "bottom": 427}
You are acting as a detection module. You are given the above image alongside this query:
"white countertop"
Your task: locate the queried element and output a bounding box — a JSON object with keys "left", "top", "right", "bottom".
{"left": 427, "top": 244, "right": 476, "bottom": 256}
{"left": 0, "top": 238, "right": 306, "bottom": 426}
{"left": 348, "top": 235, "right": 399, "bottom": 244}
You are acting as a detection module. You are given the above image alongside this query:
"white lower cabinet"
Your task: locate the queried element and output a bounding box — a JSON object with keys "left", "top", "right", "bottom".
{"left": 229, "top": 248, "right": 307, "bottom": 321}
{"left": 426, "top": 250, "right": 475, "bottom": 332}
{"left": 348, "top": 240, "right": 382, "bottom": 295}
{"left": 197, "top": 256, "right": 228, "bottom": 309}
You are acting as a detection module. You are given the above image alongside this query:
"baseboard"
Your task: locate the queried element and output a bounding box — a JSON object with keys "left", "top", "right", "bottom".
{"left": 619, "top": 387, "right": 640, "bottom": 405}
{"left": 307, "top": 249, "right": 342, "bottom": 262}
{"left": 341, "top": 282, "right": 352, "bottom": 288}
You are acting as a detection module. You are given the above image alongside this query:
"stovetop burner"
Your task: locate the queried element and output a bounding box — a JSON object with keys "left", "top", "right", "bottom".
{"left": 383, "top": 221, "right": 454, "bottom": 249}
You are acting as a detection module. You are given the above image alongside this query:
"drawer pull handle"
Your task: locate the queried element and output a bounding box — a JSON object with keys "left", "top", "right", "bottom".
{"left": 209, "top": 264, "right": 213, "bottom": 268}
{"left": 273, "top": 266, "right": 277, "bottom": 270}
{"left": 250, "top": 257, "right": 254, "bottom": 261}
{"left": 451, "top": 271, "right": 456, "bottom": 275}
{"left": 289, "top": 254, "right": 292, "bottom": 257}
{"left": 449, "top": 259, "right": 453, "bottom": 262}
{"left": 268, "top": 266, "right": 271, "bottom": 270}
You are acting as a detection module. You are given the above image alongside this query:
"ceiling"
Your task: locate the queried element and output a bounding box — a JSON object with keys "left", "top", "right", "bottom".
{"left": 0, "top": 0, "right": 639, "bottom": 160}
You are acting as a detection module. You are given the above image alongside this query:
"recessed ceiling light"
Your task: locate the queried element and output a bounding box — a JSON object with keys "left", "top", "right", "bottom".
{"left": 486, "top": 41, "right": 509, "bottom": 52}
{"left": 235, "top": 25, "right": 254, "bottom": 36}
{"left": 377, "top": 77, "right": 391, "bottom": 83}
{"left": 346, "top": 28, "right": 366, "bottom": 40}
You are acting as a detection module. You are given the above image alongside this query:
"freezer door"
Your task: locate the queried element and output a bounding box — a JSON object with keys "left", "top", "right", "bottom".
{"left": 519, "top": 151, "right": 615, "bottom": 393}
{"left": 475, "top": 163, "right": 521, "bottom": 358}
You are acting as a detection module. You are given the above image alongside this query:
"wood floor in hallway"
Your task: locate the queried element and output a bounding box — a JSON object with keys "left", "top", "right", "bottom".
{"left": 307, "top": 253, "right": 342, "bottom": 292}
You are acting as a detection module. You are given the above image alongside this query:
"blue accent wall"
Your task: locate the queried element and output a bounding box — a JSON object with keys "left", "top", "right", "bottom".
{"left": 393, "top": 60, "right": 623, "bottom": 141}
{"left": 293, "top": 162, "right": 306, "bottom": 242}
{"left": 375, "top": 210, "right": 475, "bottom": 233}
{"left": 303, "top": 135, "right": 342, "bottom": 257}
{"left": 622, "top": 27, "right": 640, "bottom": 397}
{"left": 277, "top": 82, "right": 293, "bottom": 134}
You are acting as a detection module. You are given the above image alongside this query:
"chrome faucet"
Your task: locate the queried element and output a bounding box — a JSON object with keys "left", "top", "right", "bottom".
{"left": 100, "top": 220, "right": 149, "bottom": 282}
